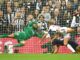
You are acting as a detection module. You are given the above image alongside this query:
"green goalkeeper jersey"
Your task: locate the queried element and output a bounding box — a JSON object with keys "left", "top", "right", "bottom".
{"left": 27, "top": 19, "right": 37, "bottom": 27}
{"left": 14, "top": 20, "right": 44, "bottom": 42}
{"left": 0, "top": 20, "right": 44, "bottom": 44}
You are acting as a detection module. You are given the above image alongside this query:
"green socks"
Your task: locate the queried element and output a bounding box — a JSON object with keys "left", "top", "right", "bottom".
{"left": 0, "top": 34, "right": 9, "bottom": 38}
{"left": 14, "top": 43, "right": 24, "bottom": 47}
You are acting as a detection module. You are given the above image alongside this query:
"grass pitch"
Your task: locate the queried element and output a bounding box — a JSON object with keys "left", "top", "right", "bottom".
{"left": 0, "top": 54, "right": 80, "bottom": 60}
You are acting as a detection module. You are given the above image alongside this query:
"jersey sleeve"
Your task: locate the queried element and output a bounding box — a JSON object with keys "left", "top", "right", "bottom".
{"left": 35, "top": 31, "right": 44, "bottom": 38}
{"left": 27, "top": 20, "right": 37, "bottom": 27}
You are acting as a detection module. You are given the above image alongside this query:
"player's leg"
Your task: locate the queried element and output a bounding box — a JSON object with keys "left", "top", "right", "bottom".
{"left": 68, "top": 40, "right": 80, "bottom": 53}
{"left": 67, "top": 44, "right": 76, "bottom": 53}
{"left": 52, "top": 39, "right": 63, "bottom": 53}
{"left": 63, "top": 37, "right": 76, "bottom": 53}
{"left": 53, "top": 45, "right": 59, "bottom": 53}
{"left": 13, "top": 31, "right": 29, "bottom": 47}
{"left": 14, "top": 41, "right": 26, "bottom": 47}
{"left": 13, "top": 41, "right": 26, "bottom": 53}
{"left": 0, "top": 34, "right": 9, "bottom": 38}
{"left": 0, "top": 33, "right": 15, "bottom": 38}
{"left": 68, "top": 40, "right": 78, "bottom": 50}
{"left": 41, "top": 42, "right": 53, "bottom": 53}
{"left": 76, "top": 46, "right": 80, "bottom": 53}
{"left": 8, "top": 33, "right": 14, "bottom": 38}
{"left": 68, "top": 40, "right": 79, "bottom": 53}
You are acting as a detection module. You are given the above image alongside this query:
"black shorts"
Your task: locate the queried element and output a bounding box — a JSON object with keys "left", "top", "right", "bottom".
{"left": 52, "top": 39, "right": 64, "bottom": 46}
{"left": 52, "top": 39, "right": 78, "bottom": 50}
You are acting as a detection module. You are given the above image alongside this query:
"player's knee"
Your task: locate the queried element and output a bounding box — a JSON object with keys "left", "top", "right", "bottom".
{"left": 64, "top": 43, "right": 67, "bottom": 46}
{"left": 20, "top": 41, "right": 25, "bottom": 44}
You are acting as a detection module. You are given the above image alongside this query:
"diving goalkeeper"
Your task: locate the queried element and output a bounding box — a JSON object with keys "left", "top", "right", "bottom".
{"left": 0, "top": 22, "right": 46, "bottom": 47}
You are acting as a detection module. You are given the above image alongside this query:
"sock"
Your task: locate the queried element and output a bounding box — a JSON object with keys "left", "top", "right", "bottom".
{"left": 14, "top": 43, "right": 24, "bottom": 47}
{"left": 0, "top": 34, "right": 9, "bottom": 38}
{"left": 67, "top": 44, "right": 76, "bottom": 53}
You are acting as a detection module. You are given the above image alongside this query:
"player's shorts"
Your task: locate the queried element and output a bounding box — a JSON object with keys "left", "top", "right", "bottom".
{"left": 52, "top": 39, "right": 78, "bottom": 50}
{"left": 14, "top": 31, "right": 28, "bottom": 42}
{"left": 52, "top": 39, "right": 64, "bottom": 46}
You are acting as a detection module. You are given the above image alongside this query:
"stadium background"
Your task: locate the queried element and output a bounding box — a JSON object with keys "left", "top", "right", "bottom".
{"left": 0, "top": 0, "right": 80, "bottom": 60}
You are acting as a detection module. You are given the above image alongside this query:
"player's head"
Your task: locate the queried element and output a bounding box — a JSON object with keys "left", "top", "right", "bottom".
{"left": 39, "top": 15, "right": 45, "bottom": 21}
{"left": 27, "top": 14, "right": 34, "bottom": 21}
{"left": 32, "top": 23, "right": 42, "bottom": 30}
{"left": 48, "top": 19, "right": 55, "bottom": 25}
{"left": 50, "top": 32, "right": 56, "bottom": 39}
{"left": 76, "top": 46, "right": 80, "bottom": 53}
{"left": 15, "top": 12, "right": 21, "bottom": 18}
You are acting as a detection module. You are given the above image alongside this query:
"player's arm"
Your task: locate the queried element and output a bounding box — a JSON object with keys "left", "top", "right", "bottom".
{"left": 67, "top": 28, "right": 74, "bottom": 33}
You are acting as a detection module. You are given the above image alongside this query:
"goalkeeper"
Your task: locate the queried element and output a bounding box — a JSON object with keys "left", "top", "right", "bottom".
{"left": 0, "top": 22, "right": 46, "bottom": 47}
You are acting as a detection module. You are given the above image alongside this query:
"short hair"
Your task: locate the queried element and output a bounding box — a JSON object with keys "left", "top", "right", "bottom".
{"left": 48, "top": 19, "right": 55, "bottom": 25}
{"left": 39, "top": 15, "right": 45, "bottom": 19}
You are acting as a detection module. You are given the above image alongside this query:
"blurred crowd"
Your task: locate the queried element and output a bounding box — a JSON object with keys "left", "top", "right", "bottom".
{"left": 0, "top": 0, "right": 80, "bottom": 40}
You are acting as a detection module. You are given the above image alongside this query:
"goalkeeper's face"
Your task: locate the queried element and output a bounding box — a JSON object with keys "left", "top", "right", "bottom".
{"left": 33, "top": 23, "right": 42, "bottom": 30}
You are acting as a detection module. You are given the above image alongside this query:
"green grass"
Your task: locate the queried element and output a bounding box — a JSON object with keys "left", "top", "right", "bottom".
{"left": 0, "top": 54, "right": 80, "bottom": 60}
